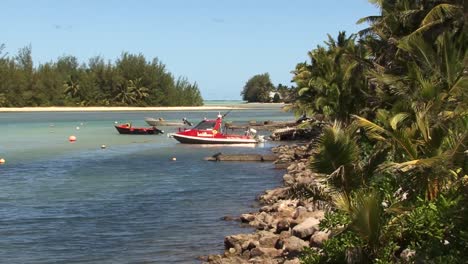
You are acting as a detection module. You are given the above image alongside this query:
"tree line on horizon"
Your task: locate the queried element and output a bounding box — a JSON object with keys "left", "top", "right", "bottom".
{"left": 0, "top": 46, "right": 203, "bottom": 107}
{"left": 282, "top": 0, "right": 466, "bottom": 263}
{"left": 240, "top": 72, "right": 296, "bottom": 103}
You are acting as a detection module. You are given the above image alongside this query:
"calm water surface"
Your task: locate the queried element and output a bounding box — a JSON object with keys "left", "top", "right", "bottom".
{"left": 0, "top": 108, "right": 293, "bottom": 263}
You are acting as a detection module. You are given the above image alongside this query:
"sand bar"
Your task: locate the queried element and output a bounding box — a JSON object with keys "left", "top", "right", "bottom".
{"left": 0, "top": 103, "right": 286, "bottom": 112}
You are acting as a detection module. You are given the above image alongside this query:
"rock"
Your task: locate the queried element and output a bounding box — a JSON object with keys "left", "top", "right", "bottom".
{"left": 249, "top": 256, "right": 276, "bottom": 264}
{"left": 241, "top": 240, "right": 259, "bottom": 252}
{"left": 249, "top": 247, "right": 282, "bottom": 258}
{"left": 258, "top": 231, "right": 279, "bottom": 248}
{"left": 259, "top": 187, "right": 289, "bottom": 204}
{"left": 221, "top": 215, "right": 239, "bottom": 221}
{"left": 292, "top": 217, "right": 320, "bottom": 239}
{"left": 276, "top": 219, "right": 290, "bottom": 233}
{"left": 283, "top": 173, "right": 295, "bottom": 185}
{"left": 310, "top": 231, "right": 330, "bottom": 247}
{"left": 284, "top": 258, "right": 301, "bottom": 264}
{"left": 293, "top": 206, "right": 308, "bottom": 219}
{"left": 224, "top": 234, "right": 253, "bottom": 252}
{"left": 240, "top": 213, "right": 256, "bottom": 223}
{"left": 280, "top": 236, "right": 309, "bottom": 257}
{"left": 400, "top": 248, "right": 416, "bottom": 262}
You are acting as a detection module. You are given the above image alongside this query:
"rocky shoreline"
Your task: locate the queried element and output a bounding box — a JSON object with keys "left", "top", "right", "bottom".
{"left": 201, "top": 143, "right": 329, "bottom": 264}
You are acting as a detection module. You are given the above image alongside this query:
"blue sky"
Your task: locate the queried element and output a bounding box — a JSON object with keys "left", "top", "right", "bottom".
{"left": 1, "top": 0, "right": 378, "bottom": 100}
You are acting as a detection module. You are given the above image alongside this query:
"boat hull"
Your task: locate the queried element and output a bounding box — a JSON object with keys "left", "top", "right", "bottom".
{"left": 115, "top": 126, "right": 163, "bottom": 135}
{"left": 145, "top": 118, "right": 184, "bottom": 126}
{"left": 172, "top": 134, "right": 257, "bottom": 144}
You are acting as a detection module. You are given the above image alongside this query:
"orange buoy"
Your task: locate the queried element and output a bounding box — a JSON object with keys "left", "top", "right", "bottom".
{"left": 69, "top": 135, "right": 77, "bottom": 142}
{"left": 0, "top": 158, "right": 5, "bottom": 164}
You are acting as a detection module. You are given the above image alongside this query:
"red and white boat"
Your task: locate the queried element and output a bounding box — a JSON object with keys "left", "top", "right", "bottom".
{"left": 171, "top": 114, "right": 260, "bottom": 144}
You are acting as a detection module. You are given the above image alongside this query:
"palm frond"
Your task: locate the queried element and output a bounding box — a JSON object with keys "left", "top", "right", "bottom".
{"left": 381, "top": 155, "right": 445, "bottom": 172}
{"left": 356, "top": 15, "right": 381, "bottom": 25}
{"left": 421, "top": 4, "right": 463, "bottom": 27}
{"left": 352, "top": 115, "right": 386, "bottom": 141}
{"left": 389, "top": 113, "right": 409, "bottom": 131}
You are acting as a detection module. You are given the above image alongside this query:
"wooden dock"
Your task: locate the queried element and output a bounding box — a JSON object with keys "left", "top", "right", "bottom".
{"left": 204, "top": 153, "right": 278, "bottom": 162}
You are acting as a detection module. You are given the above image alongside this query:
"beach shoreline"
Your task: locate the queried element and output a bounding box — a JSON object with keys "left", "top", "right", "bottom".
{"left": 0, "top": 103, "right": 286, "bottom": 112}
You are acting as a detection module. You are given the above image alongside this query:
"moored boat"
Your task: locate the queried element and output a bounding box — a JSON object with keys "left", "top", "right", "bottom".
{"left": 115, "top": 123, "right": 164, "bottom": 135}
{"left": 170, "top": 114, "right": 260, "bottom": 144}
{"left": 145, "top": 117, "right": 190, "bottom": 127}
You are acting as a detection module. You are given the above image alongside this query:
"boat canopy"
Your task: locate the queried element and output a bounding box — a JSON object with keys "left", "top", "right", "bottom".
{"left": 193, "top": 120, "right": 216, "bottom": 130}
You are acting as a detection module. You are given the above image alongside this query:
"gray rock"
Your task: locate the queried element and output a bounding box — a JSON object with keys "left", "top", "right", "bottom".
{"left": 400, "top": 248, "right": 416, "bottom": 262}
{"left": 276, "top": 219, "right": 290, "bottom": 233}
{"left": 284, "top": 258, "right": 301, "bottom": 264}
{"left": 310, "top": 231, "right": 330, "bottom": 247}
{"left": 280, "top": 236, "right": 309, "bottom": 256}
{"left": 292, "top": 217, "right": 320, "bottom": 239}
{"left": 249, "top": 247, "right": 282, "bottom": 258}
{"left": 258, "top": 231, "right": 279, "bottom": 248}
{"left": 240, "top": 213, "right": 256, "bottom": 223}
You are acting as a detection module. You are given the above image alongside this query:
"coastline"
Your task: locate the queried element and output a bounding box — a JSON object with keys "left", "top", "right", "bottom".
{"left": 0, "top": 103, "right": 286, "bottom": 112}
{"left": 203, "top": 143, "right": 327, "bottom": 263}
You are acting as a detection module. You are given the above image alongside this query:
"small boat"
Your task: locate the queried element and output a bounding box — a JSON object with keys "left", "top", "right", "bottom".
{"left": 115, "top": 123, "right": 164, "bottom": 135}
{"left": 170, "top": 114, "right": 260, "bottom": 144}
{"left": 145, "top": 117, "right": 191, "bottom": 127}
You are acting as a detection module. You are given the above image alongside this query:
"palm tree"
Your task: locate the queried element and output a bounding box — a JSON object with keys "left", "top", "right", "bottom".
{"left": 113, "top": 82, "right": 137, "bottom": 105}
{"left": 127, "top": 78, "right": 149, "bottom": 101}
{"left": 292, "top": 32, "right": 370, "bottom": 123}
{"left": 310, "top": 122, "right": 360, "bottom": 195}
{"left": 63, "top": 78, "right": 80, "bottom": 99}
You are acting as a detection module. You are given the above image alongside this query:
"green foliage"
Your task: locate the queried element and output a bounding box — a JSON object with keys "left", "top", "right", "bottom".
{"left": 310, "top": 123, "right": 361, "bottom": 194}
{"left": 297, "top": 0, "right": 467, "bottom": 263}
{"left": 291, "top": 31, "right": 370, "bottom": 123}
{"left": 241, "top": 73, "right": 274, "bottom": 102}
{"left": 401, "top": 193, "right": 468, "bottom": 262}
{"left": 0, "top": 49, "right": 203, "bottom": 106}
{"left": 272, "top": 93, "right": 281, "bottom": 103}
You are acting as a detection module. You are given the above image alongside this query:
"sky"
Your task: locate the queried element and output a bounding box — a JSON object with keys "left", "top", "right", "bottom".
{"left": 1, "top": 0, "right": 378, "bottom": 100}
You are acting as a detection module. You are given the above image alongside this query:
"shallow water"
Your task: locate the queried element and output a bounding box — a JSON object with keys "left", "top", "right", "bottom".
{"left": 0, "top": 108, "right": 292, "bottom": 263}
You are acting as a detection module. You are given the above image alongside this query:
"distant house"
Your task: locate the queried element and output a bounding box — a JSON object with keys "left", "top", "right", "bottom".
{"left": 269, "top": 91, "right": 282, "bottom": 100}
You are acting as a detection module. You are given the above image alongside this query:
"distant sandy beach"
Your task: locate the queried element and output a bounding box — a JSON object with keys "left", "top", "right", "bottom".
{"left": 0, "top": 103, "right": 286, "bottom": 112}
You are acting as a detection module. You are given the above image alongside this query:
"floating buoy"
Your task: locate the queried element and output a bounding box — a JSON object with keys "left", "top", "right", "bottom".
{"left": 76, "top": 126, "right": 80, "bottom": 130}
{"left": 69, "top": 135, "right": 77, "bottom": 142}
{"left": 171, "top": 157, "right": 177, "bottom": 161}
{"left": 114, "top": 121, "right": 118, "bottom": 124}
{"left": 101, "top": 144, "right": 107, "bottom": 149}
{"left": 80, "top": 123, "right": 84, "bottom": 126}
{"left": 0, "top": 158, "right": 5, "bottom": 164}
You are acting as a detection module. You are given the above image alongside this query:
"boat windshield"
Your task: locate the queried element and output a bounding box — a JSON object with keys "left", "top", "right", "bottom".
{"left": 193, "top": 120, "right": 216, "bottom": 130}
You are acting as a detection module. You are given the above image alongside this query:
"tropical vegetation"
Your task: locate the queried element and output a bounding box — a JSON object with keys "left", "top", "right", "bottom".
{"left": 0, "top": 47, "right": 203, "bottom": 107}
{"left": 287, "top": 0, "right": 466, "bottom": 263}
{"left": 241, "top": 73, "right": 295, "bottom": 103}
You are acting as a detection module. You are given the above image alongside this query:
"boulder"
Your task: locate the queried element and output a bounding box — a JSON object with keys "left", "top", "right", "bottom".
{"left": 258, "top": 231, "right": 279, "bottom": 248}
{"left": 276, "top": 219, "right": 290, "bottom": 233}
{"left": 292, "top": 217, "right": 320, "bottom": 239}
{"left": 280, "top": 236, "right": 309, "bottom": 257}
{"left": 284, "top": 258, "right": 301, "bottom": 264}
{"left": 259, "top": 187, "right": 289, "bottom": 204}
{"left": 224, "top": 234, "right": 254, "bottom": 252}
{"left": 310, "top": 231, "right": 330, "bottom": 247}
{"left": 249, "top": 247, "right": 282, "bottom": 258}
{"left": 240, "top": 213, "right": 256, "bottom": 223}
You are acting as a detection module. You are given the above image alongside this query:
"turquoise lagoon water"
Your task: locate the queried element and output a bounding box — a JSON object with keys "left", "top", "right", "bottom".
{"left": 0, "top": 107, "right": 293, "bottom": 263}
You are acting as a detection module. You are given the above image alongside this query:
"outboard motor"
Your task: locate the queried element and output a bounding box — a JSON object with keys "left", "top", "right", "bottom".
{"left": 153, "top": 127, "right": 164, "bottom": 134}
